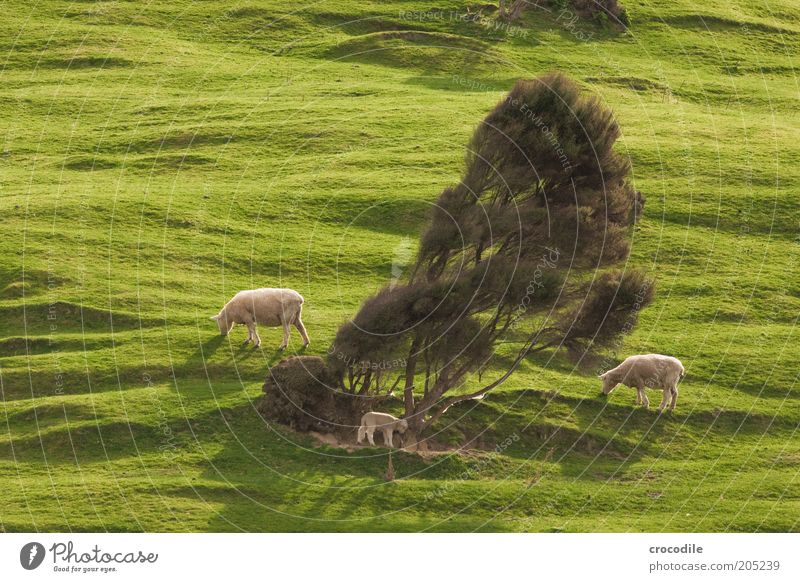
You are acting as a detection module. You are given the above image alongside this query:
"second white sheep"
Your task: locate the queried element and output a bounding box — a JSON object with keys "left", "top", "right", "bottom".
{"left": 600, "top": 354, "right": 685, "bottom": 411}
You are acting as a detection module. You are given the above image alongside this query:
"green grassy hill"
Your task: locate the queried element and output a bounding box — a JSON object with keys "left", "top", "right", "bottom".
{"left": 1, "top": 0, "right": 799, "bottom": 531}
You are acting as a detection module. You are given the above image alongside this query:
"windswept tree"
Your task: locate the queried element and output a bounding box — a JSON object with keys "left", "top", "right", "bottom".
{"left": 498, "top": 1, "right": 630, "bottom": 28}
{"left": 328, "top": 72, "right": 652, "bottom": 446}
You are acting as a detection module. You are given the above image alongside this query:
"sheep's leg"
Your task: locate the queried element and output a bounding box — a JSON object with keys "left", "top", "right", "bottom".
{"left": 669, "top": 386, "right": 679, "bottom": 411}
{"left": 641, "top": 389, "right": 650, "bottom": 409}
{"left": 657, "top": 389, "right": 670, "bottom": 412}
{"left": 367, "top": 426, "right": 375, "bottom": 446}
{"left": 294, "top": 316, "right": 310, "bottom": 347}
{"left": 278, "top": 320, "right": 290, "bottom": 350}
{"left": 635, "top": 388, "right": 642, "bottom": 405}
{"left": 251, "top": 324, "right": 261, "bottom": 348}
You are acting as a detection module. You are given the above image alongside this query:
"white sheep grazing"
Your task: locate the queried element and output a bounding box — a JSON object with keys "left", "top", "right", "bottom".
{"left": 600, "top": 354, "right": 685, "bottom": 411}
{"left": 357, "top": 412, "right": 408, "bottom": 448}
{"left": 211, "top": 288, "right": 310, "bottom": 350}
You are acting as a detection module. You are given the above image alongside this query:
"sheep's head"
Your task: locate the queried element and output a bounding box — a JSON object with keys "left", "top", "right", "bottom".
{"left": 210, "top": 312, "right": 234, "bottom": 335}
{"left": 397, "top": 419, "right": 409, "bottom": 434}
{"left": 599, "top": 371, "right": 619, "bottom": 395}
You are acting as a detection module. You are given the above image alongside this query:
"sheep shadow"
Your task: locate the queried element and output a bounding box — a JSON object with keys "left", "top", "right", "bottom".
{"left": 422, "top": 388, "right": 681, "bottom": 482}
{"left": 150, "top": 385, "right": 694, "bottom": 531}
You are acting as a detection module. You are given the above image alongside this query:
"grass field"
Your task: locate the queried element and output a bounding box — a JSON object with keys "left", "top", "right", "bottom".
{"left": 1, "top": 0, "right": 799, "bottom": 532}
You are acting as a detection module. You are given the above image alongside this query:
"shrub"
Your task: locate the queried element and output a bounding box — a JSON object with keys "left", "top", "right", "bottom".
{"left": 257, "top": 356, "right": 373, "bottom": 434}
{"left": 329, "top": 72, "right": 653, "bottom": 444}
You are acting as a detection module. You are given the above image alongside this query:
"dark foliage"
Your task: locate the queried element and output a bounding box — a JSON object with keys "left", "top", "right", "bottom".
{"left": 498, "top": 1, "right": 630, "bottom": 28}
{"left": 497, "top": 0, "right": 528, "bottom": 21}
{"left": 557, "top": 270, "right": 655, "bottom": 352}
{"left": 417, "top": 72, "right": 638, "bottom": 281}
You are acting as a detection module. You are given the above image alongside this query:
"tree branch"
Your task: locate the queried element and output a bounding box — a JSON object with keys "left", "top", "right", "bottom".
{"left": 403, "top": 338, "right": 420, "bottom": 423}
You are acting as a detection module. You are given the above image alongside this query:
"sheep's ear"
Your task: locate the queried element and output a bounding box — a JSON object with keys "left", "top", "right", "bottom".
{"left": 210, "top": 315, "right": 219, "bottom": 321}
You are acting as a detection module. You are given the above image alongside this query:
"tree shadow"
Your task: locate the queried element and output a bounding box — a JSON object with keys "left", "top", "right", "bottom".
{"left": 159, "top": 400, "right": 430, "bottom": 531}
{"left": 423, "top": 388, "right": 687, "bottom": 482}
{"left": 179, "top": 333, "right": 299, "bottom": 391}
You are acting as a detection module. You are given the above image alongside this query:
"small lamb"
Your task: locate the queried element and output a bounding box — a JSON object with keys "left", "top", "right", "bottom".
{"left": 600, "top": 354, "right": 685, "bottom": 412}
{"left": 211, "top": 288, "right": 310, "bottom": 350}
{"left": 357, "top": 412, "right": 408, "bottom": 448}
